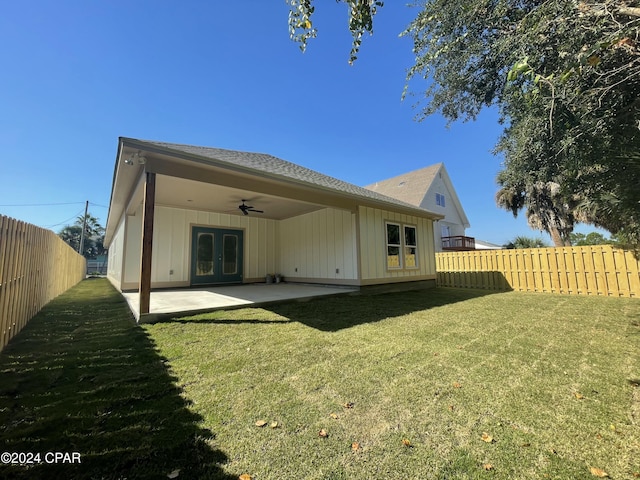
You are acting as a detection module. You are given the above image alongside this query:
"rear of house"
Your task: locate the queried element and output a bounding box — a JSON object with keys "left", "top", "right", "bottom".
{"left": 105, "top": 138, "right": 442, "bottom": 313}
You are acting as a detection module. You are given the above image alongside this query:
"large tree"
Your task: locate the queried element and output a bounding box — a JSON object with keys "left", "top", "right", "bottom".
{"left": 58, "top": 213, "right": 105, "bottom": 258}
{"left": 287, "top": 0, "right": 640, "bottom": 245}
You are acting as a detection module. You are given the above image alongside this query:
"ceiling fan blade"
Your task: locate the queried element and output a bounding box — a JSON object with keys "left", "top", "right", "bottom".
{"left": 238, "top": 200, "right": 264, "bottom": 215}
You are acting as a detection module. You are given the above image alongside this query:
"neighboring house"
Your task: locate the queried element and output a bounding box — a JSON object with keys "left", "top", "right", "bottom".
{"left": 365, "top": 163, "right": 473, "bottom": 252}
{"left": 105, "top": 138, "right": 444, "bottom": 314}
{"left": 474, "top": 239, "right": 502, "bottom": 250}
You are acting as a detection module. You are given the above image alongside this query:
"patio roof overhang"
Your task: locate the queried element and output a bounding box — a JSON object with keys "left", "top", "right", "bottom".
{"left": 105, "top": 137, "right": 445, "bottom": 315}
{"left": 105, "top": 138, "right": 443, "bottom": 246}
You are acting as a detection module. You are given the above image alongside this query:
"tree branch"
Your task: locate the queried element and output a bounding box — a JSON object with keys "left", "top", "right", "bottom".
{"left": 618, "top": 6, "right": 640, "bottom": 18}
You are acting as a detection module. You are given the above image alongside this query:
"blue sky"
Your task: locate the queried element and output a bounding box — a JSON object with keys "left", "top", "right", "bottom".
{"left": 0, "top": 1, "right": 593, "bottom": 245}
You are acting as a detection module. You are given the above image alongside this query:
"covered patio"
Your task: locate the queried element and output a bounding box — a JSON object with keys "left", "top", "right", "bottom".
{"left": 122, "top": 282, "right": 359, "bottom": 322}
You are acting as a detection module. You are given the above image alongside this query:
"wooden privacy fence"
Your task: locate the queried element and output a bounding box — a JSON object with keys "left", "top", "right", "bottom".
{"left": 0, "top": 215, "right": 86, "bottom": 351}
{"left": 436, "top": 245, "right": 640, "bottom": 298}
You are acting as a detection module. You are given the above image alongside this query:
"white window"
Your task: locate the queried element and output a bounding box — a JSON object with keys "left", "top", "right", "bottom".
{"left": 436, "top": 193, "right": 446, "bottom": 207}
{"left": 386, "top": 223, "right": 401, "bottom": 269}
{"left": 404, "top": 225, "right": 418, "bottom": 268}
{"left": 386, "top": 222, "right": 419, "bottom": 269}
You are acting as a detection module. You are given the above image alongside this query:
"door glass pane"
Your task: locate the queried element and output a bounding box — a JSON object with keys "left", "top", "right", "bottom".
{"left": 223, "top": 234, "right": 238, "bottom": 275}
{"left": 196, "top": 233, "right": 214, "bottom": 276}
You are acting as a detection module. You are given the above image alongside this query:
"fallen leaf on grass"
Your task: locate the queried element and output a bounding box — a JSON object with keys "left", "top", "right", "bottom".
{"left": 453, "top": 382, "right": 462, "bottom": 389}
{"left": 318, "top": 429, "right": 329, "bottom": 438}
{"left": 255, "top": 420, "right": 267, "bottom": 427}
{"left": 589, "top": 467, "right": 609, "bottom": 477}
{"left": 239, "top": 475, "right": 252, "bottom": 480}
{"left": 481, "top": 432, "right": 494, "bottom": 443}
{"left": 402, "top": 438, "right": 412, "bottom": 447}
{"left": 167, "top": 470, "right": 180, "bottom": 479}
{"left": 330, "top": 413, "right": 339, "bottom": 419}
{"left": 574, "top": 392, "right": 585, "bottom": 400}
{"left": 270, "top": 421, "right": 279, "bottom": 429}
{"left": 343, "top": 402, "right": 355, "bottom": 409}
{"left": 352, "top": 442, "right": 360, "bottom": 451}
{"left": 448, "top": 405, "right": 455, "bottom": 412}
{"left": 483, "top": 464, "right": 494, "bottom": 471}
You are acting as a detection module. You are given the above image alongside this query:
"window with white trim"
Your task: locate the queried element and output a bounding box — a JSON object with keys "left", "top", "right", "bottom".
{"left": 386, "top": 223, "right": 401, "bottom": 269}
{"left": 386, "top": 222, "right": 419, "bottom": 269}
{"left": 404, "top": 225, "right": 418, "bottom": 268}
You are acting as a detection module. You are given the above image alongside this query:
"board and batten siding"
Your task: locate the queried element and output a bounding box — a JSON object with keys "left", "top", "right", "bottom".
{"left": 106, "top": 215, "right": 126, "bottom": 290}
{"left": 278, "top": 208, "right": 358, "bottom": 284}
{"left": 118, "top": 205, "right": 278, "bottom": 290}
{"left": 358, "top": 206, "right": 436, "bottom": 283}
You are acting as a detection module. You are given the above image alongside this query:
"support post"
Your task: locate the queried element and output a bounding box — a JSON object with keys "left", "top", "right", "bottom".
{"left": 139, "top": 172, "right": 156, "bottom": 316}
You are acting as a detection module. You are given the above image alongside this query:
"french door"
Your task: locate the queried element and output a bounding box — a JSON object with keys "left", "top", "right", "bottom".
{"left": 190, "top": 227, "right": 243, "bottom": 285}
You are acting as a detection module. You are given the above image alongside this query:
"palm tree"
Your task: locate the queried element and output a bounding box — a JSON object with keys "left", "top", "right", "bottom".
{"left": 496, "top": 178, "right": 576, "bottom": 247}
{"left": 503, "top": 235, "right": 549, "bottom": 249}
{"left": 76, "top": 214, "right": 105, "bottom": 237}
{"left": 59, "top": 214, "right": 106, "bottom": 258}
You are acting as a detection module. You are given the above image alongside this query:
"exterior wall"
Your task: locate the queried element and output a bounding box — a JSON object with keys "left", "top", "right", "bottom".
{"left": 278, "top": 208, "right": 358, "bottom": 284}
{"left": 358, "top": 206, "right": 436, "bottom": 284}
{"left": 420, "top": 173, "right": 466, "bottom": 252}
{"left": 123, "top": 207, "right": 143, "bottom": 289}
{"left": 106, "top": 215, "right": 126, "bottom": 290}
{"left": 121, "top": 205, "right": 278, "bottom": 290}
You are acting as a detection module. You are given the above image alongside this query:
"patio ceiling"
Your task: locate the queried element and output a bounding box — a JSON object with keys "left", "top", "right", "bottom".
{"left": 153, "top": 175, "right": 325, "bottom": 220}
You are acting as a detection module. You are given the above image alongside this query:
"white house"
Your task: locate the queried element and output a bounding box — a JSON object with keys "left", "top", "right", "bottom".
{"left": 104, "top": 138, "right": 444, "bottom": 315}
{"left": 365, "top": 163, "right": 473, "bottom": 252}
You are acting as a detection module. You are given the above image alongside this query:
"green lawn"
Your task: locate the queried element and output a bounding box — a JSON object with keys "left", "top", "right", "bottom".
{"left": 1, "top": 279, "right": 639, "bottom": 479}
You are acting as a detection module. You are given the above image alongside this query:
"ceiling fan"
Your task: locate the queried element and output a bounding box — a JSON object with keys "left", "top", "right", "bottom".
{"left": 238, "top": 199, "right": 264, "bottom": 216}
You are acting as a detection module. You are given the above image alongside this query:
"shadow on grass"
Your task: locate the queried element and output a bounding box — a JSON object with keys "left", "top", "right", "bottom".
{"left": 169, "top": 286, "right": 507, "bottom": 332}
{"left": 267, "top": 286, "right": 506, "bottom": 332}
{"left": 0, "top": 278, "right": 235, "bottom": 480}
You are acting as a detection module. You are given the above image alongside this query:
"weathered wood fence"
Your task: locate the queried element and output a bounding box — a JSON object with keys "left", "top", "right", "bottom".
{"left": 436, "top": 245, "right": 640, "bottom": 298}
{"left": 0, "top": 215, "right": 86, "bottom": 351}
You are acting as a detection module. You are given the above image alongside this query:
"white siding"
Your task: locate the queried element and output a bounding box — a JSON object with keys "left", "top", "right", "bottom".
{"left": 358, "top": 206, "right": 436, "bottom": 283}
{"left": 421, "top": 173, "right": 466, "bottom": 251}
{"left": 123, "top": 206, "right": 143, "bottom": 287}
{"left": 106, "top": 215, "right": 126, "bottom": 289}
{"left": 120, "top": 205, "right": 277, "bottom": 289}
{"left": 278, "top": 208, "right": 357, "bottom": 282}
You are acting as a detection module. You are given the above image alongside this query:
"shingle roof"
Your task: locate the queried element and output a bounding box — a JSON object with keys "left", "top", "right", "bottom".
{"left": 128, "top": 138, "right": 440, "bottom": 217}
{"left": 364, "top": 163, "right": 442, "bottom": 207}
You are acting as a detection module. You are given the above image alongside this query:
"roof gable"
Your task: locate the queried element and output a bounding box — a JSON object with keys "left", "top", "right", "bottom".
{"left": 365, "top": 163, "right": 470, "bottom": 228}
{"left": 364, "top": 164, "right": 442, "bottom": 206}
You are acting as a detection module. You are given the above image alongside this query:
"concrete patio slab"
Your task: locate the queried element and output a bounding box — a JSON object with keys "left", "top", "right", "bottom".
{"left": 122, "top": 283, "right": 359, "bottom": 322}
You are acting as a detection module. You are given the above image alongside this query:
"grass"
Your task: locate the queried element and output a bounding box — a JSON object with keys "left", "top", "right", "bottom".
{"left": 0, "top": 279, "right": 235, "bottom": 480}
{"left": 1, "top": 279, "right": 639, "bottom": 479}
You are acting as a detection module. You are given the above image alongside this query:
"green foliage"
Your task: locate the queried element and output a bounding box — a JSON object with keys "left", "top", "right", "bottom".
{"left": 288, "top": 1, "right": 640, "bottom": 246}
{"left": 502, "top": 235, "right": 549, "bottom": 249}
{"left": 402, "top": 0, "right": 640, "bottom": 245}
{"left": 569, "top": 231, "right": 612, "bottom": 246}
{"left": 287, "top": 0, "right": 383, "bottom": 64}
{"left": 58, "top": 213, "right": 106, "bottom": 258}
